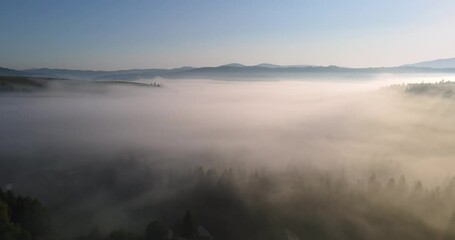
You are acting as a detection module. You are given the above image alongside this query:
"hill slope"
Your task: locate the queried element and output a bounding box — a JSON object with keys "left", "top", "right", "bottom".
{"left": 405, "top": 57, "right": 455, "bottom": 69}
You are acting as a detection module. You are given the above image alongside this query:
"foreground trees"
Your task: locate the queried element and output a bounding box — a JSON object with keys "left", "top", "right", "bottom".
{"left": 6, "top": 163, "right": 455, "bottom": 240}
{"left": 0, "top": 189, "right": 48, "bottom": 240}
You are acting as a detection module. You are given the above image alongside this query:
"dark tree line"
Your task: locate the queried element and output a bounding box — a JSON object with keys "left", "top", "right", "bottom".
{"left": 0, "top": 188, "right": 49, "bottom": 240}
{"left": 5, "top": 159, "right": 455, "bottom": 240}
{"left": 75, "top": 210, "right": 208, "bottom": 240}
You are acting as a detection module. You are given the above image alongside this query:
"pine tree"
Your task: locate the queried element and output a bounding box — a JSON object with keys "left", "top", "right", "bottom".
{"left": 180, "top": 210, "right": 196, "bottom": 239}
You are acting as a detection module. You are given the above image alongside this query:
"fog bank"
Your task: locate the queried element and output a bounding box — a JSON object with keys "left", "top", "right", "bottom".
{"left": 2, "top": 75, "right": 455, "bottom": 238}
{"left": 2, "top": 77, "right": 455, "bottom": 181}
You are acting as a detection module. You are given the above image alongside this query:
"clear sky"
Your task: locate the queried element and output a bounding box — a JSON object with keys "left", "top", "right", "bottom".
{"left": 1, "top": 0, "right": 455, "bottom": 70}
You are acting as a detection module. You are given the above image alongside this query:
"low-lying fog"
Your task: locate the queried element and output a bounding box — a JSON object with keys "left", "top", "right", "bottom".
{"left": 2, "top": 75, "right": 455, "bottom": 181}
{"left": 2, "top": 74, "right": 455, "bottom": 239}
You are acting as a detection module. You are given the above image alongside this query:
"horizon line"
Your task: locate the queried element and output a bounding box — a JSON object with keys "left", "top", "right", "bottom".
{"left": 3, "top": 57, "right": 455, "bottom": 72}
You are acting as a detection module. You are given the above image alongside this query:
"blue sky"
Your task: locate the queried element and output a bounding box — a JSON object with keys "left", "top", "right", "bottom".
{"left": 1, "top": 0, "right": 455, "bottom": 70}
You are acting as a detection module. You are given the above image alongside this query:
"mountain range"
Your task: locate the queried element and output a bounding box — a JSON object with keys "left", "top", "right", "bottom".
{"left": 2, "top": 58, "right": 455, "bottom": 81}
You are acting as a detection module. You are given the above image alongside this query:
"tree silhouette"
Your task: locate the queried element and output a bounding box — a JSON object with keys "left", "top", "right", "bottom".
{"left": 0, "top": 201, "right": 11, "bottom": 239}
{"left": 181, "top": 210, "right": 197, "bottom": 239}
{"left": 0, "top": 200, "right": 32, "bottom": 240}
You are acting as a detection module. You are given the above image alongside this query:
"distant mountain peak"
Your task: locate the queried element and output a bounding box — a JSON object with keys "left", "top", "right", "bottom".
{"left": 404, "top": 57, "right": 455, "bottom": 69}
{"left": 219, "top": 63, "right": 245, "bottom": 67}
